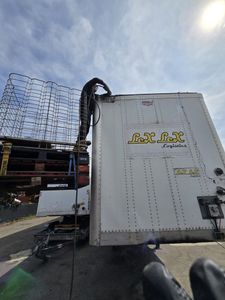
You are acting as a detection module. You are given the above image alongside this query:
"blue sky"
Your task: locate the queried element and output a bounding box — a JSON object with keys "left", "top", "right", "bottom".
{"left": 0, "top": 0, "right": 225, "bottom": 147}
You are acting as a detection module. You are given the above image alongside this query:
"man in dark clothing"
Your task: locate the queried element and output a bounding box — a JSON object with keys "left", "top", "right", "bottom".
{"left": 77, "top": 78, "right": 112, "bottom": 144}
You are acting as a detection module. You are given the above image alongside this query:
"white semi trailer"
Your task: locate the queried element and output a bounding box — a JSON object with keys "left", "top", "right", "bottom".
{"left": 90, "top": 93, "right": 225, "bottom": 246}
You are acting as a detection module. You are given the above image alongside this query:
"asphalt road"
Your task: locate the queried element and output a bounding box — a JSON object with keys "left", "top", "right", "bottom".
{"left": 0, "top": 219, "right": 159, "bottom": 300}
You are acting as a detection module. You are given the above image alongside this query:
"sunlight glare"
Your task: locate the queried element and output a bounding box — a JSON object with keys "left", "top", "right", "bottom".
{"left": 200, "top": 1, "right": 225, "bottom": 31}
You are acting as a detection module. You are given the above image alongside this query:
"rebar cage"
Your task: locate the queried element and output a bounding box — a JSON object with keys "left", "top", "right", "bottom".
{"left": 0, "top": 73, "right": 81, "bottom": 148}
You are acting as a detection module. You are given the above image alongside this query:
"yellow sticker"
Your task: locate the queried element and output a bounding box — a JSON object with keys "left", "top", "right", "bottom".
{"left": 174, "top": 168, "right": 200, "bottom": 177}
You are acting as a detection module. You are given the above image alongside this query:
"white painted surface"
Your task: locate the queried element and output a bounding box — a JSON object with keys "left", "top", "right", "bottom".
{"left": 90, "top": 93, "right": 225, "bottom": 246}
{"left": 37, "top": 187, "right": 90, "bottom": 216}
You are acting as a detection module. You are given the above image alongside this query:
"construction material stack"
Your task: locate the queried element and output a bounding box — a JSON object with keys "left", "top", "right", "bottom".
{"left": 0, "top": 73, "right": 89, "bottom": 193}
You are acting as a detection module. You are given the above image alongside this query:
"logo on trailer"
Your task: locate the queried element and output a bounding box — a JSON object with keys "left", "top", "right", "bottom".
{"left": 128, "top": 131, "right": 185, "bottom": 145}
{"left": 141, "top": 100, "right": 153, "bottom": 106}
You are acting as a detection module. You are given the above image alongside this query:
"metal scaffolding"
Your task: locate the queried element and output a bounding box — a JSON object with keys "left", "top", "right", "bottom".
{"left": 0, "top": 73, "right": 81, "bottom": 148}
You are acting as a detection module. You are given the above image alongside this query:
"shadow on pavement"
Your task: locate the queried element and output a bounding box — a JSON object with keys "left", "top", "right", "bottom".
{"left": 0, "top": 231, "right": 162, "bottom": 300}
{"left": 0, "top": 223, "right": 48, "bottom": 262}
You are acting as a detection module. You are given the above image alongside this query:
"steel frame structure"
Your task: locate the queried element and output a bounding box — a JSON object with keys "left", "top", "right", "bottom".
{"left": 0, "top": 73, "right": 81, "bottom": 148}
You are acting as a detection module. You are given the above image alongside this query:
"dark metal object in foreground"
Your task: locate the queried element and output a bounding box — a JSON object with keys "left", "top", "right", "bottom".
{"left": 142, "top": 258, "right": 225, "bottom": 300}
{"left": 33, "top": 215, "right": 89, "bottom": 260}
